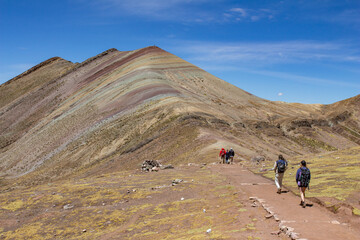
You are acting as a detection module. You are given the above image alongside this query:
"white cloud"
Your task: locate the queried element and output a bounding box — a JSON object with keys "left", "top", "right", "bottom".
{"left": 164, "top": 39, "right": 360, "bottom": 91}
{"left": 87, "top": 0, "right": 276, "bottom": 23}
{"left": 173, "top": 40, "right": 360, "bottom": 64}
{"left": 230, "top": 8, "right": 248, "bottom": 17}
{"left": 191, "top": 63, "right": 360, "bottom": 89}
{"left": 245, "top": 69, "right": 360, "bottom": 89}
{"left": 278, "top": 92, "right": 283, "bottom": 96}
{"left": 225, "top": 7, "right": 275, "bottom": 22}
{"left": 88, "top": 0, "right": 217, "bottom": 22}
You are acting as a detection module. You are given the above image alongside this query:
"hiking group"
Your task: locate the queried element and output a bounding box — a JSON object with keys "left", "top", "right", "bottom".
{"left": 273, "top": 155, "right": 311, "bottom": 208}
{"left": 218, "top": 149, "right": 311, "bottom": 208}
{"left": 219, "top": 148, "right": 235, "bottom": 164}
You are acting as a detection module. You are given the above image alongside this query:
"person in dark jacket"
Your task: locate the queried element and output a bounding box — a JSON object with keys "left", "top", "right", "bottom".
{"left": 272, "top": 155, "right": 288, "bottom": 194}
{"left": 228, "top": 148, "right": 235, "bottom": 164}
{"left": 225, "top": 149, "right": 230, "bottom": 164}
{"left": 296, "top": 160, "right": 311, "bottom": 208}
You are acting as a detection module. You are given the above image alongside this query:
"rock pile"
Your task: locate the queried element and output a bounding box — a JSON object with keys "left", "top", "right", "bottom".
{"left": 141, "top": 160, "right": 174, "bottom": 172}
{"left": 249, "top": 196, "right": 302, "bottom": 240}
{"left": 141, "top": 160, "right": 160, "bottom": 172}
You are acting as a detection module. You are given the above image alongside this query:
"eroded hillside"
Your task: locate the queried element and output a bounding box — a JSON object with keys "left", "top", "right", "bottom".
{"left": 0, "top": 46, "right": 359, "bottom": 187}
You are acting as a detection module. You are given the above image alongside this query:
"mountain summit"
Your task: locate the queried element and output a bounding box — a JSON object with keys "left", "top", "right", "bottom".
{"left": 0, "top": 46, "right": 359, "bottom": 184}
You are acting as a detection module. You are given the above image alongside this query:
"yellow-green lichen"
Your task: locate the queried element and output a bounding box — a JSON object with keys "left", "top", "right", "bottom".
{"left": 352, "top": 208, "right": 360, "bottom": 216}
{"left": 2, "top": 200, "right": 24, "bottom": 211}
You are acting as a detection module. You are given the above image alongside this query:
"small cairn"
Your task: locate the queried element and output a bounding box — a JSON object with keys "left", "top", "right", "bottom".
{"left": 141, "top": 160, "right": 160, "bottom": 172}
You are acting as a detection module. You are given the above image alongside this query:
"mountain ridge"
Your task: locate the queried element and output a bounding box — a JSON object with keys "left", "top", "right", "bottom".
{"left": 0, "top": 46, "right": 359, "bottom": 186}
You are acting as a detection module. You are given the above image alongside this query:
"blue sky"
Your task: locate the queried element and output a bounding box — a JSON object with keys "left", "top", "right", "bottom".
{"left": 1, "top": 0, "right": 359, "bottom": 104}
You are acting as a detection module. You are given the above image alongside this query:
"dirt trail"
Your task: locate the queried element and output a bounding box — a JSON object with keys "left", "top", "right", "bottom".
{"left": 211, "top": 164, "right": 360, "bottom": 240}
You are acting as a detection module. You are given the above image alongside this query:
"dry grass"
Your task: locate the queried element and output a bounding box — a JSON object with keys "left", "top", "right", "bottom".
{"left": 259, "top": 146, "right": 360, "bottom": 201}
{"left": 0, "top": 166, "right": 264, "bottom": 239}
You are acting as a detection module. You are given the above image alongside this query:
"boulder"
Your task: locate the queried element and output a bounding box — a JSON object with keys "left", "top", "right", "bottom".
{"left": 251, "top": 156, "right": 265, "bottom": 164}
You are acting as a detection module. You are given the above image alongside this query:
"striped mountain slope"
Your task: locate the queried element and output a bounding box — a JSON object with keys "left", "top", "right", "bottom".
{"left": 0, "top": 46, "right": 359, "bottom": 185}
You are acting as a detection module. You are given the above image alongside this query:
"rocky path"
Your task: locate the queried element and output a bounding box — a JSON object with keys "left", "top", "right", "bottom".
{"left": 211, "top": 164, "right": 360, "bottom": 240}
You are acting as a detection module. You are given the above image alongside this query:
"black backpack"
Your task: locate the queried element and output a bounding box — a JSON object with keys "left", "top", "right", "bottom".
{"left": 277, "top": 160, "right": 286, "bottom": 173}
{"left": 299, "top": 168, "right": 310, "bottom": 187}
{"left": 229, "top": 149, "right": 234, "bottom": 156}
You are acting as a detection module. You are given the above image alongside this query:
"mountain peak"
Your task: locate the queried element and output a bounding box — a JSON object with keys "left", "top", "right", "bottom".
{"left": 0, "top": 46, "right": 359, "bottom": 185}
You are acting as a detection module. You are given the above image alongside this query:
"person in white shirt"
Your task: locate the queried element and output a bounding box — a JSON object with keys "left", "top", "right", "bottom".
{"left": 272, "top": 154, "right": 288, "bottom": 194}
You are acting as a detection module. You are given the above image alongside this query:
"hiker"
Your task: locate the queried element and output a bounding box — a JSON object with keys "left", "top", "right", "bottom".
{"left": 228, "top": 148, "right": 235, "bottom": 164}
{"left": 296, "top": 160, "right": 311, "bottom": 208}
{"left": 219, "top": 148, "right": 226, "bottom": 164}
{"left": 273, "top": 154, "right": 288, "bottom": 194}
{"left": 225, "top": 149, "right": 230, "bottom": 164}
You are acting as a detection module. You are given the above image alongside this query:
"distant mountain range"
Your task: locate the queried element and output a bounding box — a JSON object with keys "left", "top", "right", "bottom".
{"left": 1, "top": 46, "right": 359, "bottom": 185}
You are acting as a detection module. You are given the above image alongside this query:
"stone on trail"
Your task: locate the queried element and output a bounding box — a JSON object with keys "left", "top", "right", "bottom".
{"left": 172, "top": 179, "right": 183, "bottom": 185}
{"left": 289, "top": 232, "right": 299, "bottom": 240}
{"left": 160, "top": 164, "right": 174, "bottom": 169}
{"left": 251, "top": 156, "right": 265, "bottom": 164}
{"left": 271, "top": 230, "right": 281, "bottom": 235}
{"left": 63, "top": 204, "right": 74, "bottom": 210}
{"left": 280, "top": 225, "right": 288, "bottom": 232}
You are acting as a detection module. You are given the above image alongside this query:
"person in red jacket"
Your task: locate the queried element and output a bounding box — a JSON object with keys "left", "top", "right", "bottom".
{"left": 219, "top": 148, "right": 226, "bottom": 164}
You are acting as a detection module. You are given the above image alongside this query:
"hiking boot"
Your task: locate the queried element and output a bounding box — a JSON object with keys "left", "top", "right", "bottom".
{"left": 277, "top": 189, "right": 281, "bottom": 194}
{"left": 301, "top": 201, "right": 306, "bottom": 208}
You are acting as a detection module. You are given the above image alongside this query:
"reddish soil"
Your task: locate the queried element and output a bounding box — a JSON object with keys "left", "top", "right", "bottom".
{"left": 212, "top": 163, "right": 360, "bottom": 240}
